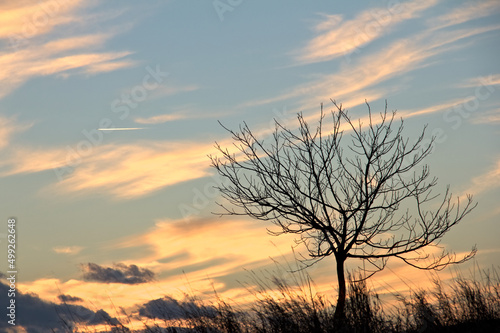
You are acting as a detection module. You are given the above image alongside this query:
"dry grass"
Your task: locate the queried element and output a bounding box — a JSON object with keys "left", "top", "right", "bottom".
{"left": 64, "top": 267, "right": 500, "bottom": 333}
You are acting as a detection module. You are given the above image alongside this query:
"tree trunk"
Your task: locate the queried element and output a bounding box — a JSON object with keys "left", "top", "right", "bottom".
{"left": 334, "top": 256, "right": 346, "bottom": 323}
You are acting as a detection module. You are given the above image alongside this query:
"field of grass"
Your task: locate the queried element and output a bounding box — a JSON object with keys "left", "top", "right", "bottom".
{"left": 67, "top": 267, "right": 500, "bottom": 333}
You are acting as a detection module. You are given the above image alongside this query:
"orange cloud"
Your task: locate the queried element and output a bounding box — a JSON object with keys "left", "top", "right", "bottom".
{"left": 41, "top": 33, "right": 111, "bottom": 53}
{"left": 0, "top": 2, "right": 136, "bottom": 99}
{"left": 16, "top": 216, "right": 305, "bottom": 323}
{"left": 134, "top": 113, "right": 188, "bottom": 124}
{"left": 18, "top": 214, "right": 482, "bottom": 325}
{"left": 463, "top": 158, "right": 500, "bottom": 196}
{"left": 0, "top": 145, "right": 75, "bottom": 176}
{"left": 56, "top": 141, "right": 214, "bottom": 199}
{"left": 106, "top": 216, "right": 313, "bottom": 305}
{"left": 0, "top": 115, "right": 33, "bottom": 150}
{"left": 244, "top": 22, "right": 500, "bottom": 118}
{"left": 53, "top": 245, "right": 84, "bottom": 255}
{"left": 0, "top": 133, "right": 245, "bottom": 199}
{"left": 84, "top": 60, "right": 137, "bottom": 74}
{"left": 114, "top": 216, "right": 296, "bottom": 265}
{"left": 471, "top": 109, "right": 500, "bottom": 125}
{"left": 287, "top": 38, "right": 435, "bottom": 112}
{"left": 430, "top": 0, "right": 500, "bottom": 30}
{"left": 399, "top": 97, "right": 476, "bottom": 118}
{"left": 295, "top": 0, "right": 438, "bottom": 64}
{"left": 459, "top": 74, "right": 500, "bottom": 89}
{"left": 0, "top": 0, "right": 83, "bottom": 40}
{"left": 0, "top": 45, "right": 133, "bottom": 98}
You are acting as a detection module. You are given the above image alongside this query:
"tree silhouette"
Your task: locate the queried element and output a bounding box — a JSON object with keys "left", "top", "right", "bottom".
{"left": 209, "top": 100, "right": 476, "bottom": 322}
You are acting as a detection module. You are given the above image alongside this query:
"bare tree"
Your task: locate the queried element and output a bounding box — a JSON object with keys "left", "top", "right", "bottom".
{"left": 209, "top": 100, "right": 476, "bottom": 321}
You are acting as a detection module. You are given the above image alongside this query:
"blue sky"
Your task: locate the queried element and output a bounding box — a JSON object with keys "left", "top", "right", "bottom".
{"left": 0, "top": 0, "right": 499, "bottom": 331}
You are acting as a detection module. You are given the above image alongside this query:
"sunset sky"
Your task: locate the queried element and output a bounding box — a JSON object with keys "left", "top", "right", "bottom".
{"left": 1, "top": 0, "right": 500, "bottom": 331}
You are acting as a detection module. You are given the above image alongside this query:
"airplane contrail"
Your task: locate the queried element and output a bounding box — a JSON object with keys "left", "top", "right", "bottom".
{"left": 97, "top": 128, "right": 145, "bottom": 131}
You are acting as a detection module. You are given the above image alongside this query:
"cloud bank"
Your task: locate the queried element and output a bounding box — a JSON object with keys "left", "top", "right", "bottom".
{"left": 138, "top": 296, "right": 216, "bottom": 320}
{"left": 0, "top": 278, "right": 121, "bottom": 332}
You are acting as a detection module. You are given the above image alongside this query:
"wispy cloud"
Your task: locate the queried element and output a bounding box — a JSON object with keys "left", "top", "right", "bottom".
{"left": 97, "top": 127, "right": 144, "bottom": 131}
{"left": 0, "top": 45, "right": 134, "bottom": 98}
{"left": 463, "top": 158, "right": 500, "bottom": 196}
{"left": 284, "top": 38, "right": 437, "bottom": 111}
{"left": 399, "top": 97, "right": 476, "bottom": 118}
{"left": 134, "top": 113, "right": 187, "bottom": 124}
{"left": 112, "top": 217, "right": 285, "bottom": 270}
{"left": 41, "top": 33, "right": 111, "bottom": 53}
{"left": 471, "top": 109, "right": 500, "bottom": 124}
{"left": 235, "top": 0, "right": 500, "bottom": 120}
{"left": 84, "top": 59, "right": 137, "bottom": 74}
{"left": 430, "top": 0, "right": 500, "bottom": 30}
{"left": 0, "top": 139, "right": 214, "bottom": 198}
{"left": 458, "top": 74, "right": 500, "bottom": 89}
{"left": 295, "top": 0, "right": 438, "bottom": 64}
{"left": 308, "top": 25, "right": 500, "bottom": 104}
{"left": 0, "top": 146, "right": 74, "bottom": 176}
{"left": 0, "top": 115, "right": 33, "bottom": 150}
{"left": 0, "top": 2, "right": 136, "bottom": 99}
{"left": 243, "top": 20, "right": 500, "bottom": 117}
{"left": 0, "top": 134, "right": 242, "bottom": 199}
{"left": 53, "top": 246, "right": 84, "bottom": 255}
{"left": 53, "top": 141, "right": 213, "bottom": 199}
{"left": 133, "top": 105, "right": 227, "bottom": 125}
{"left": 150, "top": 84, "right": 199, "bottom": 98}
{"left": 9, "top": 23, "right": 491, "bottom": 200}
{"left": 0, "top": 0, "right": 83, "bottom": 39}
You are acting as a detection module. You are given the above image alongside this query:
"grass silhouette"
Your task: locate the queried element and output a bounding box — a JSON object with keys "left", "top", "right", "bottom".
{"left": 63, "top": 265, "right": 500, "bottom": 333}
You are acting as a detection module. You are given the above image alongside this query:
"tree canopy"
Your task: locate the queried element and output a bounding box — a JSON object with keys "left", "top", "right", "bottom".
{"left": 210, "top": 100, "right": 477, "bottom": 321}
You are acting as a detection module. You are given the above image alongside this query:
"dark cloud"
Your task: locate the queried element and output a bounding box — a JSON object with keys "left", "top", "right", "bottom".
{"left": 82, "top": 262, "right": 155, "bottom": 284}
{"left": 0, "top": 278, "right": 121, "bottom": 332}
{"left": 88, "top": 309, "right": 121, "bottom": 326}
{"left": 58, "top": 294, "right": 83, "bottom": 303}
{"left": 138, "top": 296, "right": 216, "bottom": 320}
